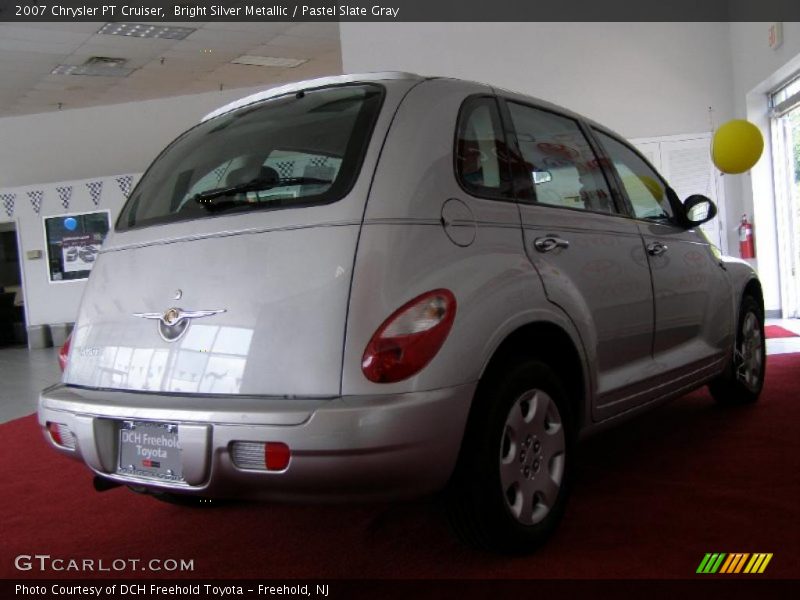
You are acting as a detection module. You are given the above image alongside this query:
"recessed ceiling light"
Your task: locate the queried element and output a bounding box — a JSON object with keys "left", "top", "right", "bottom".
{"left": 51, "top": 63, "right": 134, "bottom": 77}
{"left": 231, "top": 55, "right": 308, "bottom": 68}
{"left": 98, "top": 22, "right": 196, "bottom": 40}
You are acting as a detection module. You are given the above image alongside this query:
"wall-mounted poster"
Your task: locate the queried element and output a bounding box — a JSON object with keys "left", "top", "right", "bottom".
{"left": 43, "top": 211, "right": 110, "bottom": 282}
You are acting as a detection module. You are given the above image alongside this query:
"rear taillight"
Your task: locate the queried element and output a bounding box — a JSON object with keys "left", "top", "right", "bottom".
{"left": 231, "top": 441, "right": 291, "bottom": 471}
{"left": 362, "top": 289, "right": 457, "bottom": 383}
{"left": 58, "top": 333, "right": 72, "bottom": 373}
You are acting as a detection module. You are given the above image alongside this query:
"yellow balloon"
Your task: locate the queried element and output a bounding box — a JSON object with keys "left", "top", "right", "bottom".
{"left": 621, "top": 174, "right": 663, "bottom": 201}
{"left": 711, "top": 120, "right": 764, "bottom": 174}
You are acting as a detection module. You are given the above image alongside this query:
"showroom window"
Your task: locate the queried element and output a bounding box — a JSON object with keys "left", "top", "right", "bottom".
{"left": 455, "top": 96, "right": 514, "bottom": 199}
{"left": 507, "top": 102, "right": 617, "bottom": 214}
{"left": 594, "top": 130, "right": 674, "bottom": 221}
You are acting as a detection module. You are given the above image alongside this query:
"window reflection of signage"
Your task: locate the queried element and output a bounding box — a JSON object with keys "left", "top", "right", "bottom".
{"left": 44, "top": 211, "right": 110, "bottom": 282}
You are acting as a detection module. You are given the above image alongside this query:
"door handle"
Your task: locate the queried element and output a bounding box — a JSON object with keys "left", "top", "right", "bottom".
{"left": 646, "top": 241, "right": 668, "bottom": 256}
{"left": 533, "top": 236, "right": 570, "bottom": 253}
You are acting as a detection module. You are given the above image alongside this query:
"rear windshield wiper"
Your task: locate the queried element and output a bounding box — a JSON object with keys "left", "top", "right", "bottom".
{"left": 193, "top": 176, "right": 333, "bottom": 205}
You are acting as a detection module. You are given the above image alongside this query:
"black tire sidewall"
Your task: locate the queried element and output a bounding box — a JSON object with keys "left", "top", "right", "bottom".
{"left": 738, "top": 296, "right": 766, "bottom": 396}
{"left": 454, "top": 358, "right": 574, "bottom": 552}
{"left": 710, "top": 294, "right": 766, "bottom": 404}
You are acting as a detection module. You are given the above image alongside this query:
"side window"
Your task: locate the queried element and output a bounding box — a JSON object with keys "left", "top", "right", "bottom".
{"left": 507, "top": 102, "right": 617, "bottom": 214}
{"left": 594, "top": 130, "right": 674, "bottom": 221}
{"left": 455, "top": 97, "right": 513, "bottom": 198}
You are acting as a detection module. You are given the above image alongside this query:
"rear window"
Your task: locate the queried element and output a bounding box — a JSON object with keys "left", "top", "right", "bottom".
{"left": 117, "top": 84, "right": 384, "bottom": 230}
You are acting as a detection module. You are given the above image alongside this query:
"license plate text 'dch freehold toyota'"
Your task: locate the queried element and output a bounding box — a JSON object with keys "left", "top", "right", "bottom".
{"left": 117, "top": 420, "right": 184, "bottom": 482}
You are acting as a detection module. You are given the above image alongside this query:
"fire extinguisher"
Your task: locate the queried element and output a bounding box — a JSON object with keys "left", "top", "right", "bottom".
{"left": 739, "top": 214, "right": 755, "bottom": 259}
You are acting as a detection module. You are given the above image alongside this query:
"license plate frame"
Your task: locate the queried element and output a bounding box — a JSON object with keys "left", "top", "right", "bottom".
{"left": 117, "top": 420, "right": 184, "bottom": 482}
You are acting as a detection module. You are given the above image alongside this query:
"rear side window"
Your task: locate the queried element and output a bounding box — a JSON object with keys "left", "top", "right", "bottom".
{"left": 455, "top": 97, "right": 513, "bottom": 199}
{"left": 593, "top": 130, "right": 674, "bottom": 221}
{"left": 117, "top": 84, "right": 384, "bottom": 230}
{"left": 507, "top": 102, "right": 617, "bottom": 214}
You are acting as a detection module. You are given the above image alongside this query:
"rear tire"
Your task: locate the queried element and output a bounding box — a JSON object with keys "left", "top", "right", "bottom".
{"left": 709, "top": 295, "right": 765, "bottom": 405}
{"left": 446, "top": 358, "right": 574, "bottom": 553}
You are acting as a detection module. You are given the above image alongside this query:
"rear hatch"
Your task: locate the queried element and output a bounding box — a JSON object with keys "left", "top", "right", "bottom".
{"left": 64, "top": 78, "right": 414, "bottom": 397}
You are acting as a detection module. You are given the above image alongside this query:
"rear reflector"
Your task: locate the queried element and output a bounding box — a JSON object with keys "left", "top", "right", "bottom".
{"left": 47, "top": 422, "right": 76, "bottom": 450}
{"left": 265, "top": 442, "right": 291, "bottom": 471}
{"left": 231, "top": 441, "right": 291, "bottom": 472}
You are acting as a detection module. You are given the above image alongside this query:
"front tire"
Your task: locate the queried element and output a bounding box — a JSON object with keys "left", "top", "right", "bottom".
{"left": 709, "top": 295, "right": 765, "bottom": 405}
{"left": 446, "top": 358, "right": 574, "bottom": 553}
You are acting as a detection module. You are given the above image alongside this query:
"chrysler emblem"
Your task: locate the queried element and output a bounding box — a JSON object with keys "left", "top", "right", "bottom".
{"left": 163, "top": 308, "right": 180, "bottom": 325}
{"left": 133, "top": 306, "right": 226, "bottom": 342}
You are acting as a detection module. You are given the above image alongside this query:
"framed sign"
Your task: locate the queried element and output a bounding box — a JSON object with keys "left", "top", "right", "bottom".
{"left": 43, "top": 211, "right": 111, "bottom": 282}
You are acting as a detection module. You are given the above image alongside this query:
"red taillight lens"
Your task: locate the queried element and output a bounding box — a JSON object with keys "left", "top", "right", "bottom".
{"left": 362, "top": 289, "right": 457, "bottom": 383}
{"left": 265, "top": 442, "right": 291, "bottom": 471}
{"left": 58, "top": 333, "right": 72, "bottom": 373}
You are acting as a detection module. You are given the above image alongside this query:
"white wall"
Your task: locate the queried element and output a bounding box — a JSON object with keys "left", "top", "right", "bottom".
{"left": 729, "top": 22, "right": 800, "bottom": 314}
{"left": 0, "top": 86, "right": 263, "bottom": 189}
{"left": 0, "top": 172, "right": 140, "bottom": 329}
{"left": 341, "top": 22, "right": 735, "bottom": 139}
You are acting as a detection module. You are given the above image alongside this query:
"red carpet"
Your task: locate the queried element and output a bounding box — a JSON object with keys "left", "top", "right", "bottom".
{"left": 765, "top": 325, "right": 798, "bottom": 339}
{"left": 2, "top": 355, "right": 799, "bottom": 580}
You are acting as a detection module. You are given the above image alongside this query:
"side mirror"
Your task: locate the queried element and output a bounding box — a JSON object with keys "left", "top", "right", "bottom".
{"left": 683, "top": 194, "right": 717, "bottom": 227}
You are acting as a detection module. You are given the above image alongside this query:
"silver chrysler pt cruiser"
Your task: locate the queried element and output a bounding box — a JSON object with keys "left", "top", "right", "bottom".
{"left": 39, "top": 72, "right": 765, "bottom": 553}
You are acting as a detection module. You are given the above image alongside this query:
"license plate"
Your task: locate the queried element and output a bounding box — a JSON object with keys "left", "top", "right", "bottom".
{"left": 117, "top": 421, "right": 183, "bottom": 482}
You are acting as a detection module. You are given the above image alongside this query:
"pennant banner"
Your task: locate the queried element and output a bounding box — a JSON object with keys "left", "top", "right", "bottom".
{"left": 86, "top": 180, "right": 103, "bottom": 206}
{"left": 0, "top": 193, "right": 15, "bottom": 218}
{"left": 27, "top": 190, "right": 44, "bottom": 214}
{"left": 115, "top": 175, "right": 133, "bottom": 198}
{"left": 56, "top": 186, "right": 73, "bottom": 211}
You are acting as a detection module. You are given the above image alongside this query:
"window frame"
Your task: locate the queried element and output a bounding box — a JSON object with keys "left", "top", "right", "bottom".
{"left": 588, "top": 126, "right": 686, "bottom": 226}
{"left": 496, "top": 97, "right": 628, "bottom": 218}
{"left": 453, "top": 94, "right": 516, "bottom": 203}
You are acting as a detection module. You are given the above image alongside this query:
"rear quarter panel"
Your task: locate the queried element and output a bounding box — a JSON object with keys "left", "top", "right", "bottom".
{"left": 342, "top": 79, "right": 585, "bottom": 399}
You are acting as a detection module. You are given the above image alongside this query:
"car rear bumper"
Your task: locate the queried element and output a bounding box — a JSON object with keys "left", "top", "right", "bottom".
{"left": 37, "top": 382, "right": 475, "bottom": 501}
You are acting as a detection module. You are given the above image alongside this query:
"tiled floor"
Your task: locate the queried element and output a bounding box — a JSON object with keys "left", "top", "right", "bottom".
{"left": 0, "top": 346, "right": 60, "bottom": 424}
{"left": 0, "top": 319, "right": 797, "bottom": 425}
{"left": 765, "top": 317, "right": 800, "bottom": 355}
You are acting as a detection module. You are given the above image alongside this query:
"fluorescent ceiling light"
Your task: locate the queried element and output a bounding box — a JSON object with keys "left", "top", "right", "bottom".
{"left": 231, "top": 55, "right": 308, "bottom": 68}
{"left": 51, "top": 64, "right": 134, "bottom": 77}
{"left": 98, "top": 22, "right": 196, "bottom": 39}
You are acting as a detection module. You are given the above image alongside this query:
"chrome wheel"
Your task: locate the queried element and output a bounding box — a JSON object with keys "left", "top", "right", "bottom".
{"left": 735, "top": 310, "right": 764, "bottom": 392}
{"left": 499, "top": 389, "right": 566, "bottom": 525}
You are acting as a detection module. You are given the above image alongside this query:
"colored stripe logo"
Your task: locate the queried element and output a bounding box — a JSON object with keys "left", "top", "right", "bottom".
{"left": 697, "top": 553, "right": 773, "bottom": 574}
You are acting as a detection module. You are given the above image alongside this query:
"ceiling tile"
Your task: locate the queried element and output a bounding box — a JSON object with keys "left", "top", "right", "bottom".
{"left": 0, "top": 25, "right": 97, "bottom": 45}
{"left": 0, "top": 22, "right": 342, "bottom": 118}
{"left": 283, "top": 23, "right": 341, "bottom": 40}
{"left": 265, "top": 35, "right": 339, "bottom": 53}
{"left": 0, "top": 22, "right": 103, "bottom": 33}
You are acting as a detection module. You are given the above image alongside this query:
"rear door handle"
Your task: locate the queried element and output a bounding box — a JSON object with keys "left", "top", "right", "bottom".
{"left": 646, "top": 241, "right": 668, "bottom": 256}
{"left": 533, "top": 236, "right": 570, "bottom": 253}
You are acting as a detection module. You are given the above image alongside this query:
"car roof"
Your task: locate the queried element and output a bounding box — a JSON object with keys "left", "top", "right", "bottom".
{"left": 200, "top": 71, "right": 627, "bottom": 142}
{"left": 201, "top": 71, "right": 426, "bottom": 122}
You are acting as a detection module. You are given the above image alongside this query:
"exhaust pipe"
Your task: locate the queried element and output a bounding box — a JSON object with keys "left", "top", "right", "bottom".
{"left": 93, "top": 475, "right": 122, "bottom": 492}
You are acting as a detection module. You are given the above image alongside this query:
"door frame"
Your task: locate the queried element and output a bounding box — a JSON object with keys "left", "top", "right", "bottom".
{"left": 770, "top": 112, "right": 799, "bottom": 318}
